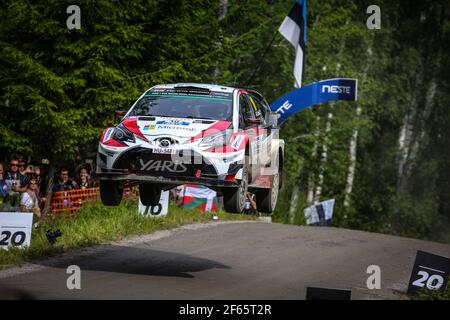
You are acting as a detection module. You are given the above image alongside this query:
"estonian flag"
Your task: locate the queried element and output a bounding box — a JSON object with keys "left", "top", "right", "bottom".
{"left": 278, "top": 0, "right": 307, "bottom": 87}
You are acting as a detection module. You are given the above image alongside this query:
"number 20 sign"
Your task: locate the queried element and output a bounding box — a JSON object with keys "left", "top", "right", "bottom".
{"left": 407, "top": 250, "right": 450, "bottom": 295}
{"left": 0, "top": 212, "right": 33, "bottom": 249}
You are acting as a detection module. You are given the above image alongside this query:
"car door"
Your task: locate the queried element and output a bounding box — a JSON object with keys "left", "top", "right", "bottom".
{"left": 248, "top": 94, "right": 272, "bottom": 167}
{"left": 238, "top": 93, "right": 262, "bottom": 178}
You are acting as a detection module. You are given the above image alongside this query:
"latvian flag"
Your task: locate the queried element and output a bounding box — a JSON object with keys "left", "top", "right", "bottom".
{"left": 278, "top": 0, "right": 307, "bottom": 87}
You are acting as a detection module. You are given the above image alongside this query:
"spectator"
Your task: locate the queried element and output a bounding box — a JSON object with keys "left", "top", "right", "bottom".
{"left": 84, "top": 159, "right": 93, "bottom": 172}
{"left": 25, "top": 166, "right": 34, "bottom": 186}
{"left": 243, "top": 192, "right": 257, "bottom": 215}
{"left": 17, "top": 159, "right": 27, "bottom": 176}
{"left": 88, "top": 159, "right": 97, "bottom": 181}
{"left": 33, "top": 166, "right": 42, "bottom": 195}
{"left": 18, "top": 159, "right": 32, "bottom": 187}
{"left": 172, "top": 185, "right": 185, "bottom": 206}
{"left": 72, "top": 155, "right": 85, "bottom": 178}
{"left": 76, "top": 167, "right": 94, "bottom": 189}
{"left": 0, "top": 163, "right": 8, "bottom": 204}
{"left": 53, "top": 168, "right": 78, "bottom": 192}
{"left": 38, "top": 159, "right": 51, "bottom": 199}
{"left": 4, "top": 159, "right": 28, "bottom": 206}
{"left": 31, "top": 166, "right": 47, "bottom": 210}
{"left": 20, "top": 178, "right": 41, "bottom": 218}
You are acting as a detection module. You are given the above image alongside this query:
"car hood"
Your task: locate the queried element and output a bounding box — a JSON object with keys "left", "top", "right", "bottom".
{"left": 123, "top": 116, "right": 231, "bottom": 139}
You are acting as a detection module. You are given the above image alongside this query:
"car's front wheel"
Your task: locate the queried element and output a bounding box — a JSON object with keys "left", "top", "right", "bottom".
{"left": 139, "top": 183, "right": 161, "bottom": 206}
{"left": 100, "top": 180, "right": 123, "bottom": 206}
{"left": 223, "top": 164, "right": 249, "bottom": 213}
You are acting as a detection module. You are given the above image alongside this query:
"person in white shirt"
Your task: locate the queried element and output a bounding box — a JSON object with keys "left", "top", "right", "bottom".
{"left": 20, "top": 178, "right": 41, "bottom": 218}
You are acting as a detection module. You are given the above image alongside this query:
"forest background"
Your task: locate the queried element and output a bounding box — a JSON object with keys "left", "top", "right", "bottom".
{"left": 1, "top": 0, "right": 449, "bottom": 242}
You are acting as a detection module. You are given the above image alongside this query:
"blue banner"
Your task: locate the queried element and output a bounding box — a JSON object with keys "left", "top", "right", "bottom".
{"left": 270, "top": 78, "right": 358, "bottom": 125}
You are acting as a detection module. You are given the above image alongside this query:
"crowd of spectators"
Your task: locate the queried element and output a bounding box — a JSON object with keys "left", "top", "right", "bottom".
{"left": 0, "top": 157, "right": 98, "bottom": 218}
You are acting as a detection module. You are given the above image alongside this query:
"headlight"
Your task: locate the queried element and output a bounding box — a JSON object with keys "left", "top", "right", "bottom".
{"left": 113, "top": 124, "right": 135, "bottom": 143}
{"left": 198, "top": 131, "right": 232, "bottom": 149}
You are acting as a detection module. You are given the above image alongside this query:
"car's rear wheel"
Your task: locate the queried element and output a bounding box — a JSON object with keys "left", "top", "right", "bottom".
{"left": 256, "top": 151, "right": 281, "bottom": 214}
{"left": 100, "top": 180, "right": 123, "bottom": 206}
{"left": 247, "top": 145, "right": 258, "bottom": 184}
{"left": 256, "top": 172, "right": 279, "bottom": 214}
{"left": 139, "top": 183, "right": 161, "bottom": 206}
{"left": 223, "top": 163, "right": 249, "bottom": 213}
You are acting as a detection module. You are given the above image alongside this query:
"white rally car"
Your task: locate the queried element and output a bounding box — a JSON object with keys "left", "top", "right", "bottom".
{"left": 97, "top": 83, "right": 284, "bottom": 213}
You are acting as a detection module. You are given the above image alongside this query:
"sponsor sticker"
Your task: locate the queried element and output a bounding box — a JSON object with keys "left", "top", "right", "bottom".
{"left": 231, "top": 135, "right": 244, "bottom": 150}
{"left": 321, "top": 85, "right": 351, "bottom": 94}
{"left": 156, "top": 120, "right": 191, "bottom": 126}
{"left": 157, "top": 125, "right": 196, "bottom": 132}
{"left": 143, "top": 124, "right": 156, "bottom": 131}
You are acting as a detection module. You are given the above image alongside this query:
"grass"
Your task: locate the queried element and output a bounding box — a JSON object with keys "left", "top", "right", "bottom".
{"left": 409, "top": 285, "right": 450, "bottom": 300}
{"left": 0, "top": 201, "right": 255, "bottom": 269}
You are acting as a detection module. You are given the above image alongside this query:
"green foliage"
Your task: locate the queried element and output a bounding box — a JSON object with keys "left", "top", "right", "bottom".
{"left": 410, "top": 286, "right": 450, "bottom": 300}
{"left": 274, "top": 0, "right": 450, "bottom": 244}
{"left": 0, "top": 0, "right": 448, "bottom": 243}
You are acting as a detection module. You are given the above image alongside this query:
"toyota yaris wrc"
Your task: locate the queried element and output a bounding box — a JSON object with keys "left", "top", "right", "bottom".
{"left": 97, "top": 83, "right": 284, "bottom": 213}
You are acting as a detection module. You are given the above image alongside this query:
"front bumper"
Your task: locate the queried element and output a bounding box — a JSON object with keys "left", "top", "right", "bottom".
{"left": 97, "top": 145, "right": 245, "bottom": 188}
{"left": 96, "top": 172, "right": 241, "bottom": 188}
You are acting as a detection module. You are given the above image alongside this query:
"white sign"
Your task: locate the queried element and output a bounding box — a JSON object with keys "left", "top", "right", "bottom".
{"left": 0, "top": 212, "right": 34, "bottom": 249}
{"left": 304, "top": 199, "right": 335, "bottom": 225}
{"left": 138, "top": 191, "right": 169, "bottom": 217}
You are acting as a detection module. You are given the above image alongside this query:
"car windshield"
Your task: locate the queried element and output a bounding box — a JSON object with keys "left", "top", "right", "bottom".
{"left": 129, "top": 90, "right": 233, "bottom": 121}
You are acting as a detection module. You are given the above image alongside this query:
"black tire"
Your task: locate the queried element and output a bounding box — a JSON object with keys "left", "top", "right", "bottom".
{"left": 256, "top": 150, "right": 281, "bottom": 215}
{"left": 139, "top": 183, "right": 161, "bottom": 206}
{"left": 256, "top": 172, "right": 279, "bottom": 214}
{"left": 100, "top": 180, "right": 123, "bottom": 206}
{"left": 223, "top": 163, "right": 249, "bottom": 213}
{"left": 247, "top": 146, "right": 257, "bottom": 184}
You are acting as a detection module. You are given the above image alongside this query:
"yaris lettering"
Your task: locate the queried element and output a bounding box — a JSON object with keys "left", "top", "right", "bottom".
{"left": 139, "top": 159, "right": 187, "bottom": 173}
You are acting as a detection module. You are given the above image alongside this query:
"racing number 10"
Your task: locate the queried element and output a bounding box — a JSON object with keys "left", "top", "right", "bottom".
{"left": 143, "top": 204, "right": 163, "bottom": 216}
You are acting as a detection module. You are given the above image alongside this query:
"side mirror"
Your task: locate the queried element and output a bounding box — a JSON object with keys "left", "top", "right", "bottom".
{"left": 114, "top": 110, "right": 127, "bottom": 125}
{"left": 267, "top": 111, "right": 278, "bottom": 127}
{"left": 115, "top": 110, "right": 127, "bottom": 117}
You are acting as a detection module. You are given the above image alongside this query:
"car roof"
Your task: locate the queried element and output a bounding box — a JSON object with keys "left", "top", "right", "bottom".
{"left": 149, "top": 83, "right": 236, "bottom": 94}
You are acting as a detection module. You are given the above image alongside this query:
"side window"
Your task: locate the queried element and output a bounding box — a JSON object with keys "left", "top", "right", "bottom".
{"left": 249, "top": 95, "right": 265, "bottom": 123}
{"left": 239, "top": 94, "right": 254, "bottom": 127}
